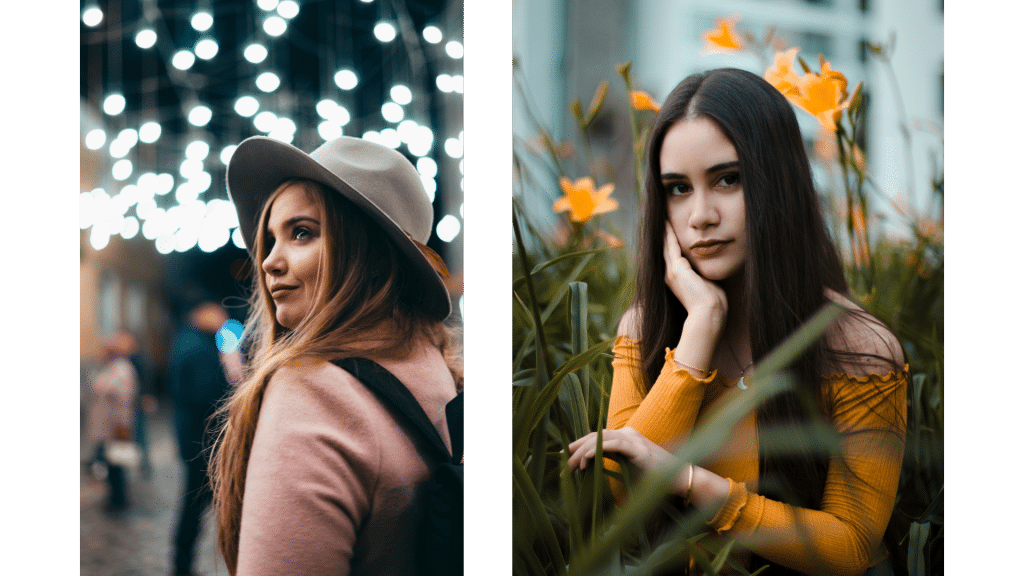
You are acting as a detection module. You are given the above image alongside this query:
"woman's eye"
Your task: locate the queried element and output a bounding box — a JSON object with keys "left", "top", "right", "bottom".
{"left": 293, "top": 227, "right": 312, "bottom": 240}
{"left": 668, "top": 183, "right": 690, "bottom": 196}
{"left": 717, "top": 173, "right": 740, "bottom": 188}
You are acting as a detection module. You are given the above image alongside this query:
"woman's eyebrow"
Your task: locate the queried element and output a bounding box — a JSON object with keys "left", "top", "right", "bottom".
{"left": 661, "top": 160, "right": 739, "bottom": 181}
{"left": 706, "top": 160, "right": 739, "bottom": 173}
{"left": 282, "top": 216, "right": 320, "bottom": 227}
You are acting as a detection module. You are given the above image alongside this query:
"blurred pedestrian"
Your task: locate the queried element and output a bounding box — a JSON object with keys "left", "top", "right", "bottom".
{"left": 124, "top": 330, "right": 157, "bottom": 476}
{"left": 169, "top": 300, "right": 234, "bottom": 576}
{"left": 86, "top": 331, "right": 140, "bottom": 512}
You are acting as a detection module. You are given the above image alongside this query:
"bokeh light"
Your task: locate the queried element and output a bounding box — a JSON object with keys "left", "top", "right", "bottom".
{"left": 112, "top": 159, "right": 133, "bottom": 181}
{"left": 390, "top": 85, "right": 412, "bottom": 105}
{"left": 381, "top": 102, "right": 404, "bottom": 123}
{"left": 191, "top": 11, "right": 213, "bottom": 32}
{"left": 185, "top": 140, "right": 210, "bottom": 160}
{"left": 256, "top": 72, "right": 281, "bottom": 92}
{"left": 135, "top": 29, "right": 157, "bottom": 49}
{"left": 220, "top": 145, "right": 237, "bottom": 165}
{"left": 445, "top": 40, "right": 464, "bottom": 59}
{"left": 216, "top": 319, "right": 245, "bottom": 353}
{"left": 254, "top": 111, "right": 278, "bottom": 132}
{"left": 188, "top": 105, "right": 213, "bottom": 127}
{"left": 172, "top": 50, "right": 196, "bottom": 70}
{"left": 334, "top": 69, "right": 358, "bottom": 90}
{"left": 234, "top": 96, "right": 260, "bottom": 117}
{"left": 103, "top": 94, "right": 125, "bottom": 116}
{"left": 195, "top": 38, "right": 219, "bottom": 60}
{"left": 82, "top": 6, "right": 103, "bottom": 27}
{"left": 374, "top": 22, "right": 397, "bottom": 42}
{"left": 85, "top": 129, "right": 106, "bottom": 150}
{"left": 423, "top": 26, "right": 442, "bottom": 44}
{"left": 244, "top": 43, "right": 268, "bottom": 63}
{"left": 264, "top": 16, "right": 287, "bottom": 36}
{"left": 444, "top": 136, "right": 463, "bottom": 158}
{"left": 436, "top": 215, "right": 461, "bottom": 242}
{"left": 139, "top": 122, "right": 161, "bottom": 143}
{"left": 277, "top": 0, "right": 299, "bottom": 19}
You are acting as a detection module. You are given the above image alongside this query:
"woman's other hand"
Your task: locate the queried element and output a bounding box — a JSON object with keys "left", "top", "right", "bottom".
{"left": 566, "top": 427, "right": 731, "bottom": 510}
{"left": 566, "top": 427, "right": 690, "bottom": 495}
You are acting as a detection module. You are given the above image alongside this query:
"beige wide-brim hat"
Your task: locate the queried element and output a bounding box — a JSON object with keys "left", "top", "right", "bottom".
{"left": 226, "top": 135, "right": 451, "bottom": 320}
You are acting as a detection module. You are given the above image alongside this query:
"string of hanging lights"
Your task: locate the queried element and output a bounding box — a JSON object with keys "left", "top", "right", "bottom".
{"left": 80, "top": 0, "right": 463, "bottom": 260}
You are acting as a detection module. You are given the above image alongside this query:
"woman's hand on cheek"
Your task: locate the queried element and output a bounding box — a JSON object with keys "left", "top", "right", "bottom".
{"left": 664, "top": 223, "right": 728, "bottom": 333}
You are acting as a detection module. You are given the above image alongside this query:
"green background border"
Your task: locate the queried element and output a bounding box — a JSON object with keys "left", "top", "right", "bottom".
{"left": 464, "top": 0, "right": 512, "bottom": 569}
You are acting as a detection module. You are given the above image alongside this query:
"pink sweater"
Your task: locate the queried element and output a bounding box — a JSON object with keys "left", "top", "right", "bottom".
{"left": 235, "top": 342, "right": 457, "bottom": 575}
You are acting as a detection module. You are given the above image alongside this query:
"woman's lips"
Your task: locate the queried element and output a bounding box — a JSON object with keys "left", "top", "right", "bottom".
{"left": 270, "top": 286, "right": 296, "bottom": 299}
{"left": 689, "top": 240, "right": 731, "bottom": 258}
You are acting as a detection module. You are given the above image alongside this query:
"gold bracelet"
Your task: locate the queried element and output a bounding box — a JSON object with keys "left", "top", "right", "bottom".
{"left": 684, "top": 463, "right": 694, "bottom": 506}
{"left": 674, "top": 359, "right": 710, "bottom": 377}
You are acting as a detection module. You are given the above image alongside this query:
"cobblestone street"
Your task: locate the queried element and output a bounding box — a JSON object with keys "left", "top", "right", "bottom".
{"left": 81, "top": 405, "right": 227, "bottom": 576}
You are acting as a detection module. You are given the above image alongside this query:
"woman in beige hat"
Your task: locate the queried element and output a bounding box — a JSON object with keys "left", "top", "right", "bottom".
{"left": 211, "top": 136, "right": 462, "bottom": 576}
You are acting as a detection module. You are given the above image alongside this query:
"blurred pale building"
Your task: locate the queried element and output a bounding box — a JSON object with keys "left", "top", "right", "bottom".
{"left": 81, "top": 103, "right": 170, "bottom": 376}
{"left": 513, "top": 0, "right": 943, "bottom": 240}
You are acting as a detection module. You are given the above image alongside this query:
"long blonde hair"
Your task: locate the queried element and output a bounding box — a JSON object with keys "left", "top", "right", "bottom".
{"left": 210, "top": 180, "right": 462, "bottom": 574}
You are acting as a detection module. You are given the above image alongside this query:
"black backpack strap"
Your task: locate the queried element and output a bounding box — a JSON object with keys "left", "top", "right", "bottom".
{"left": 333, "top": 357, "right": 451, "bottom": 462}
{"left": 444, "top": 392, "right": 463, "bottom": 463}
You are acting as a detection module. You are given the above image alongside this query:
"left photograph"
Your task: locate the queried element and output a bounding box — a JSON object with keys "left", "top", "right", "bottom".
{"left": 80, "top": 1, "right": 464, "bottom": 574}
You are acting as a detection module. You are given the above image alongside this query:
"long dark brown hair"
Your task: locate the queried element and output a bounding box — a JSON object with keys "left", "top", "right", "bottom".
{"left": 633, "top": 69, "right": 903, "bottom": 574}
{"left": 209, "top": 180, "right": 462, "bottom": 574}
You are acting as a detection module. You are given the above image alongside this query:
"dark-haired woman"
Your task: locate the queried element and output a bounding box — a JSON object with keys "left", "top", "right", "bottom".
{"left": 566, "top": 69, "right": 906, "bottom": 576}
{"left": 210, "top": 136, "right": 462, "bottom": 576}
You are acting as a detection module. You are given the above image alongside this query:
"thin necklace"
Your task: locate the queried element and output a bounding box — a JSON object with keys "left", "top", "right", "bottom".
{"left": 726, "top": 341, "right": 754, "bottom": 390}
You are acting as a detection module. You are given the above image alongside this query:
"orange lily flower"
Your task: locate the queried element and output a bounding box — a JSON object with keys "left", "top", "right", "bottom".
{"left": 791, "top": 71, "right": 850, "bottom": 132}
{"left": 630, "top": 90, "right": 661, "bottom": 113}
{"left": 703, "top": 16, "right": 745, "bottom": 53}
{"left": 553, "top": 177, "right": 618, "bottom": 223}
{"left": 767, "top": 51, "right": 851, "bottom": 132}
{"left": 764, "top": 47, "right": 802, "bottom": 97}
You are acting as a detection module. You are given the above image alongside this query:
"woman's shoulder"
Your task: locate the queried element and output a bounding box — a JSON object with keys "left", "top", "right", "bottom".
{"left": 823, "top": 290, "right": 906, "bottom": 379}
{"left": 254, "top": 359, "right": 385, "bottom": 464}
{"left": 264, "top": 358, "right": 378, "bottom": 414}
{"left": 617, "top": 306, "right": 642, "bottom": 340}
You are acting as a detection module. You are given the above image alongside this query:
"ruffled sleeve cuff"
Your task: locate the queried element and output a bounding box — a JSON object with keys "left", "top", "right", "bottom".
{"left": 662, "top": 347, "right": 719, "bottom": 383}
{"left": 707, "top": 478, "right": 751, "bottom": 533}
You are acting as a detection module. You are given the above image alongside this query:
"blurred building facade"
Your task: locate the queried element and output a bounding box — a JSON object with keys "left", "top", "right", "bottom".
{"left": 513, "top": 0, "right": 943, "bottom": 240}
{"left": 81, "top": 107, "right": 170, "bottom": 377}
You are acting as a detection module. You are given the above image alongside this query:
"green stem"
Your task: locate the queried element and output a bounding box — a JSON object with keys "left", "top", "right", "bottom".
{"left": 621, "top": 75, "right": 644, "bottom": 208}
{"left": 513, "top": 205, "right": 553, "bottom": 487}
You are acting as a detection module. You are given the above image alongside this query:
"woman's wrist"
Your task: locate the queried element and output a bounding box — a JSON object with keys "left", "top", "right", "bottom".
{"left": 684, "top": 306, "right": 726, "bottom": 340}
{"left": 672, "top": 357, "right": 712, "bottom": 378}
{"left": 673, "top": 313, "right": 721, "bottom": 377}
{"left": 687, "top": 466, "right": 730, "bottom": 511}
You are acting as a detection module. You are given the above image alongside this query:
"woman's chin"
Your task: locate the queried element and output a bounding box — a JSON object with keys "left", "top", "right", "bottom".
{"left": 695, "top": 263, "right": 743, "bottom": 284}
{"left": 275, "top": 311, "right": 299, "bottom": 330}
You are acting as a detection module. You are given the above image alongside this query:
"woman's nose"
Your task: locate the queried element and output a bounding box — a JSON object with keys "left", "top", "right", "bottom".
{"left": 262, "top": 244, "right": 285, "bottom": 276}
{"left": 688, "top": 191, "right": 720, "bottom": 229}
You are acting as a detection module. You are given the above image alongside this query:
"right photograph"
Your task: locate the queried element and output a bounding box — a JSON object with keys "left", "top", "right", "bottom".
{"left": 511, "top": 2, "right": 943, "bottom": 575}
